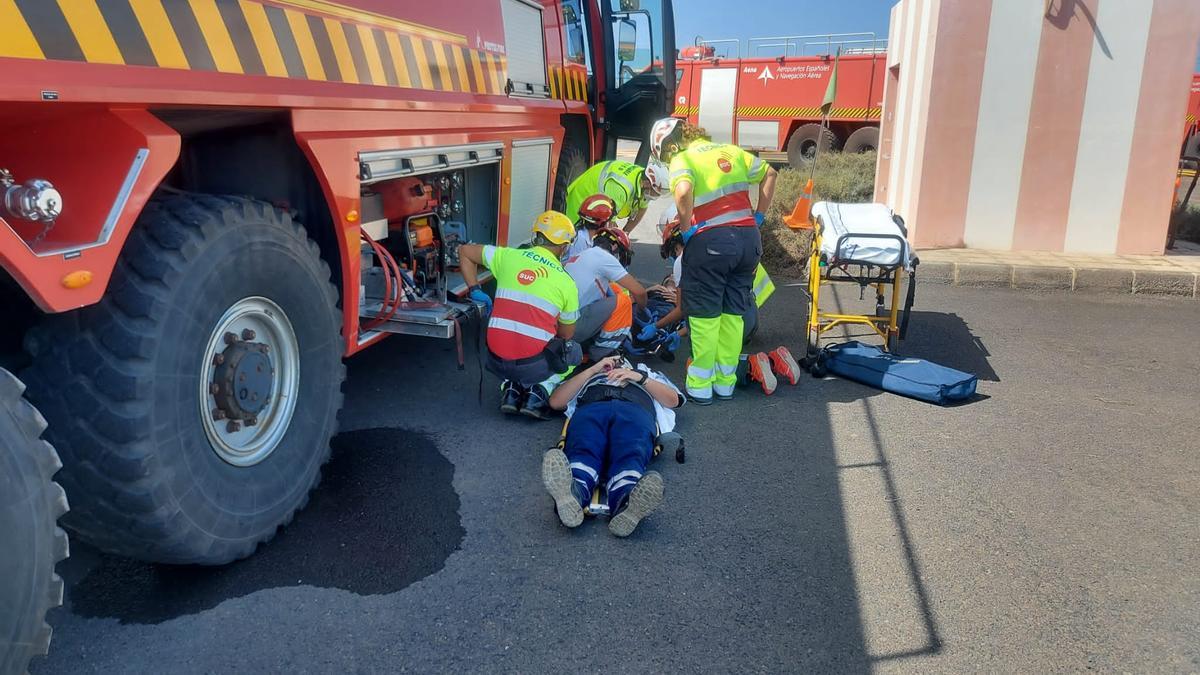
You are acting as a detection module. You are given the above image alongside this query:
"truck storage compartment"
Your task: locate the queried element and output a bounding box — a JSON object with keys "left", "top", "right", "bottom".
{"left": 357, "top": 146, "right": 502, "bottom": 341}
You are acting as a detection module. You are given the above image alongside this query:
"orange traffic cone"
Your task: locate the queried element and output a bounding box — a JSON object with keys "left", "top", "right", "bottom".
{"left": 783, "top": 178, "right": 814, "bottom": 230}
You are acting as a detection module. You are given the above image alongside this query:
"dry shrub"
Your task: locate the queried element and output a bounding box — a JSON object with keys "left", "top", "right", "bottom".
{"left": 761, "top": 151, "right": 878, "bottom": 279}
{"left": 1176, "top": 204, "right": 1200, "bottom": 244}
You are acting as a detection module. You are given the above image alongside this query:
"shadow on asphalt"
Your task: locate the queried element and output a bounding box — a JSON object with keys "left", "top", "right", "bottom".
{"left": 60, "top": 428, "right": 464, "bottom": 624}
{"left": 899, "top": 310, "right": 1000, "bottom": 382}
{"left": 631, "top": 245, "right": 961, "bottom": 666}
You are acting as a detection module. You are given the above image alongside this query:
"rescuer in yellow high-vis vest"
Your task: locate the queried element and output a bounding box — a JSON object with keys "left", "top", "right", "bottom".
{"left": 650, "top": 118, "right": 778, "bottom": 403}
{"left": 564, "top": 160, "right": 668, "bottom": 255}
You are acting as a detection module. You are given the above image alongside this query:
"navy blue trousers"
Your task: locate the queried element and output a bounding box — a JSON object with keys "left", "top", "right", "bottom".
{"left": 564, "top": 399, "right": 656, "bottom": 511}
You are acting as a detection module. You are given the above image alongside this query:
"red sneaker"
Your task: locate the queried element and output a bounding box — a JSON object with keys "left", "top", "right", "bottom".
{"left": 769, "top": 347, "right": 803, "bottom": 385}
{"left": 747, "top": 352, "right": 777, "bottom": 395}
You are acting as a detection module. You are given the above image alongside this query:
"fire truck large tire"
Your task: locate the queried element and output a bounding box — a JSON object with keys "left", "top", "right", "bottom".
{"left": 843, "top": 126, "right": 880, "bottom": 154}
{"left": 787, "top": 124, "right": 840, "bottom": 168}
{"left": 0, "top": 369, "right": 68, "bottom": 675}
{"left": 552, "top": 143, "right": 589, "bottom": 214}
{"left": 22, "top": 193, "right": 344, "bottom": 565}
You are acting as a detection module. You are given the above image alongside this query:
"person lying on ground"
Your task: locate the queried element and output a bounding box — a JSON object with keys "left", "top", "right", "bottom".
{"left": 541, "top": 355, "right": 683, "bottom": 537}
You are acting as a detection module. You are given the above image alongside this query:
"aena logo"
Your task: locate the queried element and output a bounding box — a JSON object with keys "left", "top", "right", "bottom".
{"left": 717, "top": 158, "right": 732, "bottom": 173}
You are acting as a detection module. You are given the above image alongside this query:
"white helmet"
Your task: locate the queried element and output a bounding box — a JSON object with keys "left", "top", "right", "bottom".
{"left": 644, "top": 159, "right": 669, "bottom": 195}
{"left": 649, "top": 117, "right": 682, "bottom": 161}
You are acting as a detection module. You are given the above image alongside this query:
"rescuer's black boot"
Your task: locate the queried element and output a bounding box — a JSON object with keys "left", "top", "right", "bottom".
{"left": 520, "top": 385, "right": 554, "bottom": 421}
{"left": 499, "top": 380, "right": 523, "bottom": 415}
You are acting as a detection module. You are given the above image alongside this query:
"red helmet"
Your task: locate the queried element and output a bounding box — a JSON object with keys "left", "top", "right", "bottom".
{"left": 593, "top": 226, "right": 634, "bottom": 267}
{"left": 577, "top": 193, "right": 616, "bottom": 229}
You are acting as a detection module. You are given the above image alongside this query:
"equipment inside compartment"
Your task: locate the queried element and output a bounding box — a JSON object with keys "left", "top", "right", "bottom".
{"left": 358, "top": 162, "right": 498, "bottom": 327}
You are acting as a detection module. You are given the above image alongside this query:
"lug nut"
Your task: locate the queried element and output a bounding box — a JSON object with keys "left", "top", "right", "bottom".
{"left": 223, "top": 331, "right": 238, "bottom": 345}
{"left": 212, "top": 408, "right": 226, "bottom": 421}
{"left": 241, "top": 328, "right": 256, "bottom": 340}
{"left": 261, "top": 344, "right": 270, "bottom": 354}
{"left": 209, "top": 383, "right": 220, "bottom": 395}
{"left": 213, "top": 353, "right": 225, "bottom": 366}
{"left": 246, "top": 417, "right": 258, "bottom": 427}
{"left": 226, "top": 420, "right": 241, "bottom": 433}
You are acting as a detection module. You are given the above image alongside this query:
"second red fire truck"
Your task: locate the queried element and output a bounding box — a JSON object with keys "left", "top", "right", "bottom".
{"left": 672, "top": 33, "right": 886, "bottom": 168}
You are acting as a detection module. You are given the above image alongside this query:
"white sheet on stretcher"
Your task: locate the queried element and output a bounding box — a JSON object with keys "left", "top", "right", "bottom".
{"left": 811, "top": 201, "right": 913, "bottom": 269}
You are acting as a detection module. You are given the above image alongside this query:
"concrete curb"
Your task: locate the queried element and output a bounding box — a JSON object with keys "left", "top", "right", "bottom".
{"left": 919, "top": 261, "right": 1199, "bottom": 298}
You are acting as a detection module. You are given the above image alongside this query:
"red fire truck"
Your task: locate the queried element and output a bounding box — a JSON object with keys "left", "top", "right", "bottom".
{"left": 1183, "top": 73, "right": 1200, "bottom": 157}
{"left": 0, "top": 0, "right": 676, "bottom": 664}
{"left": 672, "top": 33, "right": 886, "bottom": 168}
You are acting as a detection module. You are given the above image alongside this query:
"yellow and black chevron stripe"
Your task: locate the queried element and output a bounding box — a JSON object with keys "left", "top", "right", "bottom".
{"left": 1187, "top": 113, "right": 1197, "bottom": 125}
{"left": 548, "top": 63, "right": 587, "bottom": 102}
{"left": 671, "top": 103, "right": 697, "bottom": 116}
{"left": 735, "top": 105, "right": 882, "bottom": 119}
{"left": 0, "top": 0, "right": 508, "bottom": 96}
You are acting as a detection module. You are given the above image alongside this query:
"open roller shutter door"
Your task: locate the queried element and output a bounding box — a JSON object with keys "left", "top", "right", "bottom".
{"left": 699, "top": 68, "right": 737, "bottom": 144}
{"left": 507, "top": 138, "right": 553, "bottom": 246}
{"left": 501, "top": 0, "right": 548, "bottom": 97}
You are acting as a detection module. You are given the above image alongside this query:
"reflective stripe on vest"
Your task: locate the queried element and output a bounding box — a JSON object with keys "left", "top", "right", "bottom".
{"left": 487, "top": 246, "right": 575, "bottom": 360}
{"left": 566, "top": 160, "right": 643, "bottom": 220}
{"left": 681, "top": 208, "right": 757, "bottom": 243}
{"left": 670, "top": 141, "right": 760, "bottom": 230}
{"left": 598, "top": 161, "right": 637, "bottom": 195}
{"left": 753, "top": 264, "right": 775, "bottom": 307}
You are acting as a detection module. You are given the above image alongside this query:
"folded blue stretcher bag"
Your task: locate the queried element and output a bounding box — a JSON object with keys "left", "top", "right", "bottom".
{"left": 815, "top": 341, "right": 977, "bottom": 405}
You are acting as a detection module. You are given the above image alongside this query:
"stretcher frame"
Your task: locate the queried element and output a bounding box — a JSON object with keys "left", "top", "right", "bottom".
{"left": 800, "top": 214, "right": 918, "bottom": 364}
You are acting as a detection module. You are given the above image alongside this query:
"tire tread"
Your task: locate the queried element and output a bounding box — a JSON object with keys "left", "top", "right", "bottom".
{"left": 21, "top": 193, "right": 344, "bottom": 564}
{"left": 0, "top": 369, "right": 68, "bottom": 673}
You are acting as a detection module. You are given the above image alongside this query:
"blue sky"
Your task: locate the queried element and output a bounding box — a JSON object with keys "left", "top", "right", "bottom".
{"left": 672, "top": 0, "right": 1200, "bottom": 69}
{"left": 673, "top": 0, "right": 897, "bottom": 57}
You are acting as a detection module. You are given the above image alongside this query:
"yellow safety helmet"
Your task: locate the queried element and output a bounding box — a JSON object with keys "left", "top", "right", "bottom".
{"left": 531, "top": 210, "right": 576, "bottom": 245}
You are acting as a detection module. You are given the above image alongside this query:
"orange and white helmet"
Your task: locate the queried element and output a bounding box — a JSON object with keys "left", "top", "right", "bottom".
{"left": 644, "top": 159, "right": 669, "bottom": 195}
{"left": 650, "top": 117, "right": 683, "bottom": 162}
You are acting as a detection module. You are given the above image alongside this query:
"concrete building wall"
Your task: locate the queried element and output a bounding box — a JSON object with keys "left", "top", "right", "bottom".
{"left": 875, "top": 0, "right": 1200, "bottom": 254}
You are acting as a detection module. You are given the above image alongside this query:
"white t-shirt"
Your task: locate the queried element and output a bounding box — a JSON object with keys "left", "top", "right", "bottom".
{"left": 672, "top": 254, "right": 683, "bottom": 287}
{"left": 565, "top": 229, "right": 594, "bottom": 259}
{"left": 564, "top": 247, "right": 629, "bottom": 307}
{"left": 564, "top": 363, "right": 684, "bottom": 433}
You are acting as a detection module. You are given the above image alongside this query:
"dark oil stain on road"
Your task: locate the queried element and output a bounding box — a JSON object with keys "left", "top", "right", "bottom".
{"left": 66, "top": 428, "right": 464, "bottom": 624}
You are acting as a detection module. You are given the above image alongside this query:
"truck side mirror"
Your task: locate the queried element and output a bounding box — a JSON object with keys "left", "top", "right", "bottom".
{"left": 617, "top": 19, "right": 637, "bottom": 63}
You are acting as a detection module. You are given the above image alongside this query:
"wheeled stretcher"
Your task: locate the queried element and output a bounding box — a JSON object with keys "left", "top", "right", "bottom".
{"left": 799, "top": 202, "right": 918, "bottom": 364}
{"left": 550, "top": 419, "right": 684, "bottom": 517}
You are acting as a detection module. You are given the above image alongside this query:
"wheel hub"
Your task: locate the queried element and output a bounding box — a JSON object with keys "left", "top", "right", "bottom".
{"left": 199, "top": 298, "right": 299, "bottom": 467}
{"left": 211, "top": 335, "right": 274, "bottom": 421}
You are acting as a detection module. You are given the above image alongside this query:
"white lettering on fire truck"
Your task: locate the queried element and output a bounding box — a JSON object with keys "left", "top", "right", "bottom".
{"left": 775, "top": 63, "right": 832, "bottom": 81}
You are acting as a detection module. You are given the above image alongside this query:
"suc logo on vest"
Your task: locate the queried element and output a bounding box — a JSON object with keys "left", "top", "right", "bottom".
{"left": 517, "top": 268, "right": 548, "bottom": 285}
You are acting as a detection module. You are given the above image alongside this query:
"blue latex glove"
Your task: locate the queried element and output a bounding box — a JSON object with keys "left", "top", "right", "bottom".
{"left": 637, "top": 322, "right": 658, "bottom": 342}
{"left": 754, "top": 211, "right": 766, "bottom": 227}
{"left": 469, "top": 287, "right": 492, "bottom": 317}
{"left": 663, "top": 331, "right": 682, "bottom": 352}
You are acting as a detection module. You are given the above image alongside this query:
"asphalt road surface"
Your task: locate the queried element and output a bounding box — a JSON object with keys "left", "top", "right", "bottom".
{"left": 33, "top": 241, "right": 1200, "bottom": 673}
